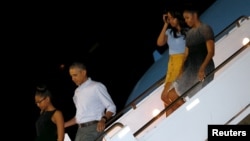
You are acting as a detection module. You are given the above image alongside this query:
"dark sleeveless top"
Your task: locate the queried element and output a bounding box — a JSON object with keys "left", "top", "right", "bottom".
{"left": 35, "top": 109, "right": 57, "bottom": 141}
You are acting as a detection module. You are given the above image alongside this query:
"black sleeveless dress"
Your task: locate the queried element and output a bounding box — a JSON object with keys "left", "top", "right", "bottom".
{"left": 35, "top": 109, "right": 57, "bottom": 141}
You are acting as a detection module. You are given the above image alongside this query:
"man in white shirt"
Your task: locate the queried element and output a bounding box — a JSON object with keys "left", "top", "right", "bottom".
{"left": 64, "top": 62, "right": 116, "bottom": 141}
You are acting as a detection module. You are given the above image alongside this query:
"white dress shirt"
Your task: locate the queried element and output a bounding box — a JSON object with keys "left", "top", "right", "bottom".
{"left": 73, "top": 78, "right": 116, "bottom": 123}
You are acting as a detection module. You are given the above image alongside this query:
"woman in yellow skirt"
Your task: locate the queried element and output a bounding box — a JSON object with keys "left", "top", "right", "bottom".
{"left": 156, "top": 9, "right": 189, "bottom": 116}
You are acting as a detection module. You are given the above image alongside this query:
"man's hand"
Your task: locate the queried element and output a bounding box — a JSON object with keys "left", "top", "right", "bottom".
{"left": 97, "top": 119, "right": 106, "bottom": 132}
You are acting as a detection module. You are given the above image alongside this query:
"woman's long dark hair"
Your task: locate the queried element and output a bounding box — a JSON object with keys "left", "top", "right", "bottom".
{"left": 168, "top": 10, "right": 189, "bottom": 38}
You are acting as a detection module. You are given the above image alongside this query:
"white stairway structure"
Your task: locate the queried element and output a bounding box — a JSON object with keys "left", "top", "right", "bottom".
{"left": 96, "top": 16, "right": 250, "bottom": 141}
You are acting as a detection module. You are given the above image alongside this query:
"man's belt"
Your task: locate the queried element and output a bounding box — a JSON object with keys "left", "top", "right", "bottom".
{"left": 79, "top": 120, "right": 99, "bottom": 128}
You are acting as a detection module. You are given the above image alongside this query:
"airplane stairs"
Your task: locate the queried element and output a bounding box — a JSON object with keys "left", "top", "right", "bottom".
{"left": 95, "top": 16, "right": 250, "bottom": 141}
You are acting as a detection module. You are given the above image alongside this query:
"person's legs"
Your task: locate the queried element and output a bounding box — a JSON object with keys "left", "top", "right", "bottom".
{"left": 162, "top": 54, "right": 185, "bottom": 116}
{"left": 161, "top": 82, "right": 172, "bottom": 104}
{"left": 161, "top": 82, "right": 174, "bottom": 116}
{"left": 169, "top": 88, "right": 185, "bottom": 111}
{"left": 165, "top": 88, "right": 185, "bottom": 117}
{"left": 74, "top": 124, "right": 102, "bottom": 141}
{"left": 74, "top": 128, "right": 83, "bottom": 141}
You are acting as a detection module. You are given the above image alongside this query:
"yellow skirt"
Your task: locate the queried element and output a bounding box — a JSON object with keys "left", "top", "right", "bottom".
{"left": 165, "top": 54, "right": 185, "bottom": 83}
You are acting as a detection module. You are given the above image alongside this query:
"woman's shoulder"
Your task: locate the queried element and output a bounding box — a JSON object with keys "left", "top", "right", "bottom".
{"left": 54, "top": 109, "right": 63, "bottom": 115}
{"left": 200, "top": 23, "right": 212, "bottom": 29}
{"left": 53, "top": 109, "right": 64, "bottom": 120}
{"left": 199, "top": 23, "right": 214, "bottom": 35}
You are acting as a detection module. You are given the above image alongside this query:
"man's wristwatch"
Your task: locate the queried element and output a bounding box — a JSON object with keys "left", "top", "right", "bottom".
{"left": 101, "top": 116, "right": 108, "bottom": 123}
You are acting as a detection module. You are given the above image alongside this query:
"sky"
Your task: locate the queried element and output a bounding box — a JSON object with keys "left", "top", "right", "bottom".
{"left": 31, "top": 0, "right": 215, "bottom": 140}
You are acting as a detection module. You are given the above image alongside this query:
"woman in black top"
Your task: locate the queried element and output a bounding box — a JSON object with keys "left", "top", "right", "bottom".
{"left": 35, "top": 84, "right": 64, "bottom": 141}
